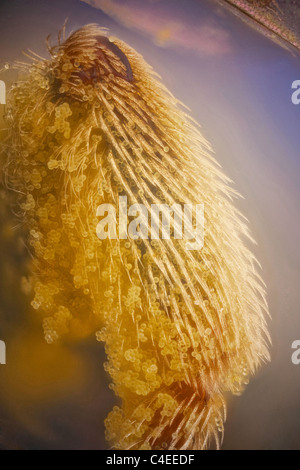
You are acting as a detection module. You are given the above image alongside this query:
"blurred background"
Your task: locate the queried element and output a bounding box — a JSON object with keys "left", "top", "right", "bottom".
{"left": 0, "top": 0, "right": 300, "bottom": 450}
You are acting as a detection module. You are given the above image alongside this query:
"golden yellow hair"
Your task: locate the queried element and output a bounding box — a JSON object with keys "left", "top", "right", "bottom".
{"left": 3, "top": 24, "right": 270, "bottom": 450}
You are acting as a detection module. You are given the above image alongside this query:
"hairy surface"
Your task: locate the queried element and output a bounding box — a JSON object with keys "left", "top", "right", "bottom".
{"left": 3, "top": 24, "right": 270, "bottom": 450}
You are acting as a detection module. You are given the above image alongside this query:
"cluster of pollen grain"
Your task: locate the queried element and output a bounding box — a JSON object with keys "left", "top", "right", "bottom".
{"left": 4, "top": 24, "right": 270, "bottom": 450}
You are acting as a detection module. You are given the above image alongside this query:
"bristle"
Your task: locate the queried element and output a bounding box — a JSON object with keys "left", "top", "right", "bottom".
{"left": 3, "top": 24, "right": 270, "bottom": 450}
